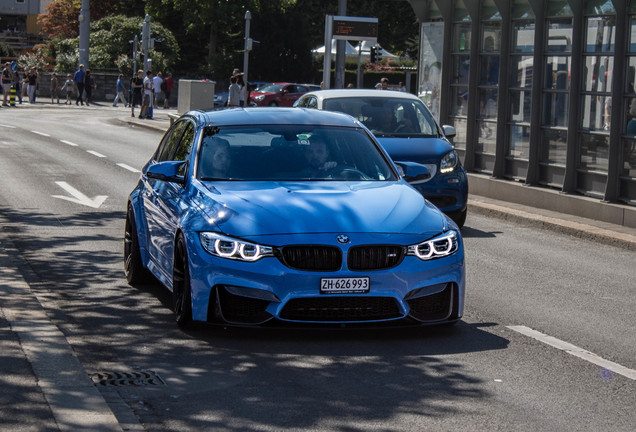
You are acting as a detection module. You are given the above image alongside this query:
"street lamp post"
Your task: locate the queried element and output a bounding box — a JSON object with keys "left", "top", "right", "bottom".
{"left": 78, "top": 0, "right": 90, "bottom": 67}
{"left": 243, "top": 11, "right": 252, "bottom": 97}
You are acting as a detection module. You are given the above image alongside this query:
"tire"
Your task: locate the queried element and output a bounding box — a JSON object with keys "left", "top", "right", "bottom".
{"left": 124, "top": 205, "right": 153, "bottom": 285}
{"left": 268, "top": 101, "right": 278, "bottom": 106}
{"left": 173, "top": 234, "right": 193, "bottom": 329}
{"left": 449, "top": 208, "right": 467, "bottom": 228}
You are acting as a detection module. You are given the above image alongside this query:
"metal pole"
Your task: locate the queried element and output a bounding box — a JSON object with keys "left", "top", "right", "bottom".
{"left": 78, "top": 0, "right": 90, "bottom": 67}
{"left": 334, "top": 0, "right": 347, "bottom": 88}
{"left": 243, "top": 11, "right": 251, "bottom": 90}
{"left": 142, "top": 14, "right": 150, "bottom": 71}
{"left": 356, "top": 40, "right": 362, "bottom": 88}
{"left": 132, "top": 35, "right": 138, "bottom": 73}
{"left": 322, "top": 15, "right": 333, "bottom": 89}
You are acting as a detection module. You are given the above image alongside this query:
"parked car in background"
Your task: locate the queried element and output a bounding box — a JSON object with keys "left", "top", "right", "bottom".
{"left": 294, "top": 89, "right": 468, "bottom": 227}
{"left": 250, "top": 83, "right": 315, "bottom": 107}
{"left": 214, "top": 91, "right": 229, "bottom": 108}
{"left": 124, "top": 108, "right": 465, "bottom": 328}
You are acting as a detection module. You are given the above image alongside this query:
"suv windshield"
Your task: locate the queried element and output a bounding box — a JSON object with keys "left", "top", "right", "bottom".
{"left": 324, "top": 97, "right": 440, "bottom": 138}
{"left": 198, "top": 125, "right": 398, "bottom": 182}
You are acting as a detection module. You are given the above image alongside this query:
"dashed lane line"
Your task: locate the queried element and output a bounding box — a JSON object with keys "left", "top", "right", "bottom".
{"left": 507, "top": 325, "right": 636, "bottom": 381}
{"left": 116, "top": 163, "right": 141, "bottom": 173}
{"left": 60, "top": 140, "right": 79, "bottom": 147}
{"left": 31, "top": 130, "right": 51, "bottom": 137}
{"left": 86, "top": 150, "right": 106, "bottom": 158}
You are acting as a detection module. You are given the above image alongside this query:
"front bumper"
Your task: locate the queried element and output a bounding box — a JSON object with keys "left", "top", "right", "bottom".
{"left": 185, "top": 232, "right": 465, "bottom": 327}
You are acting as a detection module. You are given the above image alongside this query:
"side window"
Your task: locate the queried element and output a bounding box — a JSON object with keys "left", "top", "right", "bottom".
{"left": 156, "top": 121, "right": 188, "bottom": 162}
{"left": 174, "top": 123, "right": 195, "bottom": 176}
{"left": 307, "top": 97, "right": 318, "bottom": 109}
{"left": 296, "top": 97, "right": 307, "bottom": 107}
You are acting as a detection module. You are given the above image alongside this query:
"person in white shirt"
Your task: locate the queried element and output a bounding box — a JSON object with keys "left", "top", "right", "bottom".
{"left": 140, "top": 70, "right": 153, "bottom": 119}
{"left": 228, "top": 75, "right": 240, "bottom": 107}
{"left": 152, "top": 72, "right": 163, "bottom": 108}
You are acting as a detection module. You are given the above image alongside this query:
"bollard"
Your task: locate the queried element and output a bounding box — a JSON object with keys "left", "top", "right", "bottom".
{"left": 9, "top": 85, "right": 16, "bottom": 106}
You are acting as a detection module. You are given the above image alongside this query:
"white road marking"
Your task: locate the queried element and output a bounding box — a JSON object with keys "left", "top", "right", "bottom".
{"left": 32, "top": 130, "right": 50, "bottom": 137}
{"left": 52, "top": 181, "right": 107, "bottom": 209}
{"left": 507, "top": 325, "right": 636, "bottom": 381}
{"left": 117, "top": 163, "right": 141, "bottom": 173}
{"left": 60, "top": 140, "right": 79, "bottom": 147}
{"left": 0, "top": 123, "right": 16, "bottom": 128}
{"left": 86, "top": 150, "right": 106, "bottom": 158}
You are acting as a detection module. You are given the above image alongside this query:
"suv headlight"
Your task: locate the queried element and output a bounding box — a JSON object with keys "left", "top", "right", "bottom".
{"left": 254, "top": 95, "right": 265, "bottom": 102}
{"left": 199, "top": 232, "right": 274, "bottom": 262}
{"left": 407, "top": 231, "right": 459, "bottom": 260}
{"left": 440, "top": 150, "right": 458, "bottom": 174}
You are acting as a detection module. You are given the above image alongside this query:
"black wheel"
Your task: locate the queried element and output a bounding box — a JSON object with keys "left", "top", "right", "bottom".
{"left": 449, "top": 208, "right": 467, "bottom": 228}
{"left": 269, "top": 101, "right": 278, "bottom": 106}
{"left": 173, "top": 234, "right": 193, "bottom": 328}
{"left": 124, "top": 205, "right": 153, "bottom": 285}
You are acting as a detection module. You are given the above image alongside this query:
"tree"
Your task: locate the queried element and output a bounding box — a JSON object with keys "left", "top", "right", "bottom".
{"left": 38, "top": 0, "right": 81, "bottom": 39}
{"left": 54, "top": 15, "right": 179, "bottom": 74}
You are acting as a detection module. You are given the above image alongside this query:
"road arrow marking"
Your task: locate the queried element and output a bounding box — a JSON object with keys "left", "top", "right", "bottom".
{"left": 52, "top": 181, "right": 107, "bottom": 209}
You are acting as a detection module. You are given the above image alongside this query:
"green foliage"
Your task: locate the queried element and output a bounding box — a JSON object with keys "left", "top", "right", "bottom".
{"left": 53, "top": 15, "right": 179, "bottom": 73}
{"left": 0, "top": 43, "right": 16, "bottom": 59}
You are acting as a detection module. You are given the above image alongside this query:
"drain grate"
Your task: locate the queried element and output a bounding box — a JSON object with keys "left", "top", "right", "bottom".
{"left": 91, "top": 370, "right": 166, "bottom": 387}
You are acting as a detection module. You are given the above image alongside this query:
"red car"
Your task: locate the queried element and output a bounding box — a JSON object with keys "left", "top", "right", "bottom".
{"left": 250, "top": 83, "right": 316, "bottom": 107}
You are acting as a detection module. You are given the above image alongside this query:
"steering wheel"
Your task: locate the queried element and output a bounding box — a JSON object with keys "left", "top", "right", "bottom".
{"left": 324, "top": 166, "right": 370, "bottom": 180}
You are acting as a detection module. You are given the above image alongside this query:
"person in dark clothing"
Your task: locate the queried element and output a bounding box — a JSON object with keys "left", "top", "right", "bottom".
{"left": 130, "top": 70, "right": 144, "bottom": 118}
{"left": 73, "top": 64, "right": 85, "bottom": 105}
{"left": 84, "top": 69, "right": 95, "bottom": 106}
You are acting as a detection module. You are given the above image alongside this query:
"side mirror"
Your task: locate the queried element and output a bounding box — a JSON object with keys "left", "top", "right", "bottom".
{"left": 394, "top": 161, "right": 431, "bottom": 184}
{"left": 442, "top": 125, "right": 456, "bottom": 139}
{"left": 145, "top": 161, "right": 186, "bottom": 184}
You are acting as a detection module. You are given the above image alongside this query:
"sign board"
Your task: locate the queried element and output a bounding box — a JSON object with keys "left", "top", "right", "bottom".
{"left": 332, "top": 16, "right": 378, "bottom": 42}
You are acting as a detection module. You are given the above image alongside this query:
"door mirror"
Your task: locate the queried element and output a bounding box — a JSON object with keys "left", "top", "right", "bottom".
{"left": 146, "top": 161, "right": 186, "bottom": 184}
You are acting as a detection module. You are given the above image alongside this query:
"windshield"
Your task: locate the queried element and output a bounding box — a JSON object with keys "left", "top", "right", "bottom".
{"left": 198, "top": 125, "right": 398, "bottom": 181}
{"left": 255, "top": 84, "right": 282, "bottom": 93}
{"left": 323, "top": 97, "right": 440, "bottom": 138}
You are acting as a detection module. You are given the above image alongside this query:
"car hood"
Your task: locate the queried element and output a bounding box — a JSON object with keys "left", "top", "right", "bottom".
{"left": 376, "top": 136, "right": 454, "bottom": 163}
{"left": 194, "top": 181, "right": 445, "bottom": 238}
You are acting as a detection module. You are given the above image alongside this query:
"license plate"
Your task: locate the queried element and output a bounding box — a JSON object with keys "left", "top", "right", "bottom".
{"left": 320, "top": 277, "right": 370, "bottom": 294}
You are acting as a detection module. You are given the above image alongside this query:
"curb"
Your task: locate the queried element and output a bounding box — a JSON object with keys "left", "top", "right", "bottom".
{"left": 468, "top": 198, "right": 636, "bottom": 251}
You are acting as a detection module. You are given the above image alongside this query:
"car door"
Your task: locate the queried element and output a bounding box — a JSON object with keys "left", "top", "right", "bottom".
{"left": 281, "top": 85, "right": 308, "bottom": 106}
{"left": 143, "top": 120, "right": 193, "bottom": 278}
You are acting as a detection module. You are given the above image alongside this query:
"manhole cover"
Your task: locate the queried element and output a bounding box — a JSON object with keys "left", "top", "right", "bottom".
{"left": 91, "top": 370, "right": 166, "bottom": 387}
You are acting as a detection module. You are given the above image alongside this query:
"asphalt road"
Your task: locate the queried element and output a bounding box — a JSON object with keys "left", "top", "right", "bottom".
{"left": 0, "top": 105, "right": 634, "bottom": 431}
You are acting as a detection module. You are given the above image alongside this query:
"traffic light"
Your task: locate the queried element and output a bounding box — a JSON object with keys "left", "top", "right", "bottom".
{"left": 376, "top": 47, "right": 383, "bottom": 62}
{"left": 370, "top": 46, "right": 377, "bottom": 63}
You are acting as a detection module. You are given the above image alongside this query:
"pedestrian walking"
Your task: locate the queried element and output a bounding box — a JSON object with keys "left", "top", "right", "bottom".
{"left": 228, "top": 75, "right": 240, "bottom": 107}
{"left": 73, "top": 64, "right": 86, "bottom": 105}
{"left": 140, "top": 70, "right": 153, "bottom": 119}
{"left": 113, "top": 73, "right": 127, "bottom": 107}
{"left": 152, "top": 72, "right": 163, "bottom": 108}
{"left": 61, "top": 74, "right": 74, "bottom": 104}
{"left": 25, "top": 69, "right": 38, "bottom": 103}
{"left": 163, "top": 73, "right": 174, "bottom": 108}
{"left": 2, "top": 62, "right": 13, "bottom": 106}
{"left": 237, "top": 74, "right": 247, "bottom": 107}
{"left": 130, "top": 70, "right": 144, "bottom": 118}
{"left": 84, "top": 69, "right": 96, "bottom": 106}
{"left": 50, "top": 73, "right": 60, "bottom": 104}
{"left": 12, "top": 69, "right": 22, "bottom": 104}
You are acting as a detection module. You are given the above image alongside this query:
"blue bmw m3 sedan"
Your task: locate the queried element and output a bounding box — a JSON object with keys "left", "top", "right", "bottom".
{"left": 124, "top": 108, "right": 465, "bottom": 328}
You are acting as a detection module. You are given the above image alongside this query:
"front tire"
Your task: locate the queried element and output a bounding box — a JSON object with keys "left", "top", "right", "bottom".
{"left": 449, "top": 208, "right": 467, "bottom": 228}
{"left": 124, "top": 205, "right": 153, "bottom": 285}
{"left": 173, "top": 234, "right": 193, "bottom": 328}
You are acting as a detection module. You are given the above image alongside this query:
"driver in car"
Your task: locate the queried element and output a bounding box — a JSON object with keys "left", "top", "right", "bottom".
{"left": 301, "top": 137, "right": 337, "bottom": 177}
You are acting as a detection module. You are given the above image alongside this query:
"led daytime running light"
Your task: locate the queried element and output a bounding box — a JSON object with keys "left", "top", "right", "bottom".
{"left": 407, "top": 231, "right": 458, "bottom": 261}
{"left": 200, "top": 232, "right": 273, "bottom": 262}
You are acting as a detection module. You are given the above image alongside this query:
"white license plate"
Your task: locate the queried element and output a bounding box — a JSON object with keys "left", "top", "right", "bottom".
{"left": 320, "top": 277, "right": 370, "bottom": 293}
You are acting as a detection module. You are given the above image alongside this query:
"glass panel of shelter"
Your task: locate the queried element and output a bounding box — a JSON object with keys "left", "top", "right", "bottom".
{"left": 448, "top": 0, "right": 471, "bottom": 155}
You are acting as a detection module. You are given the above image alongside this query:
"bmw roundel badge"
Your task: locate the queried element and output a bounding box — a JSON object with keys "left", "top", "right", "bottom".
{"left": 336, "top": 235, "right": 350, "bottom": 244}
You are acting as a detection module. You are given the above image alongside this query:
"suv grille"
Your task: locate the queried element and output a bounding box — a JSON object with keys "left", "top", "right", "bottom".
{"left": 348, "top": 245, "right": 405, "bottom": 270}
{"left": 278, "top": 246, "right": 342, "bottom": 271}
{"left": 280, "top": 297, "right": 402, "bottom": 322}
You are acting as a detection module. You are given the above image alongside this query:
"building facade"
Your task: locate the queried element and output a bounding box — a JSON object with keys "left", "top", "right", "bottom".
{"left": 410, "top": 0, "right": 636, "bottom": 207}
{"left": 1, "top": 0, "right": 51, "bottom": 34}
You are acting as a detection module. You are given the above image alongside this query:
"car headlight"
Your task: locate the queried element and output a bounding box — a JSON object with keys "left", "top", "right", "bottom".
{"left": 199, "top": 232, "right": 274, "bottom": 262}
{"left": 440, "top": 150, "right": 458, "bottom": 174}
{"left": 407, "top": 231, "right": 459, "bottom": 260}
{"left": 254, "top": 95, "right": 265, "bottom": 102}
